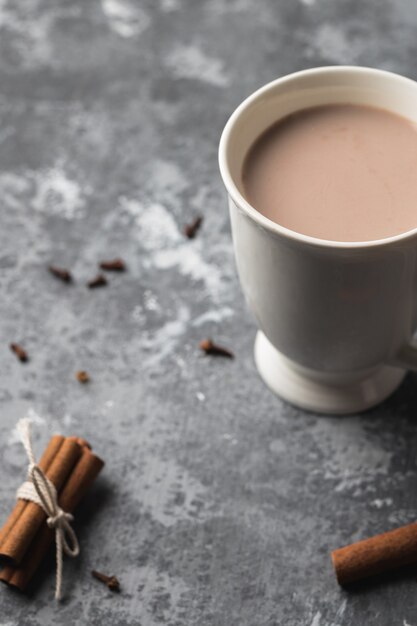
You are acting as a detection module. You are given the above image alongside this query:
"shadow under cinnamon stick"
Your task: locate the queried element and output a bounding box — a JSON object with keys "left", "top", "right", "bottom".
{"left": 339, "top": 562, "right": 417, "bottom": 594}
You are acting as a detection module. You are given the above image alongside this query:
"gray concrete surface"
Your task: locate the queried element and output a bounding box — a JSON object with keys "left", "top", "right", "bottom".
{"left": 1, "top": 0, "right": 417, "bottom": 624}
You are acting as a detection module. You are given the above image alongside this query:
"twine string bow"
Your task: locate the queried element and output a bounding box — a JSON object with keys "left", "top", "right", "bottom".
{"left": 15, "top": 419, "right": 79, "bottom": 601}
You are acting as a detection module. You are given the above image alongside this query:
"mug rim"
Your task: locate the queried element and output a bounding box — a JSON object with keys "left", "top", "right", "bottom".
{"left": 218, "top": 65, "right": 417, "bottom": 250}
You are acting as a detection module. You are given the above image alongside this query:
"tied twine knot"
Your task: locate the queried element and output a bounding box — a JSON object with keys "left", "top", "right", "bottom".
{"left": 16, "top": 419, "right": 79, "bottom": 601}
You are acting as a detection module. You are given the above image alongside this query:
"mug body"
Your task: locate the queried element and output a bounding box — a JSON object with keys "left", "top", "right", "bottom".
{"left": 219, "top": 67, "right": 417, "bottom": 413}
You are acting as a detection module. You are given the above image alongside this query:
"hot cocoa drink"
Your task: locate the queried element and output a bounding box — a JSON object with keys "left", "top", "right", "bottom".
{"left": 243, "top": 104, "right": 417, "bottom": 242}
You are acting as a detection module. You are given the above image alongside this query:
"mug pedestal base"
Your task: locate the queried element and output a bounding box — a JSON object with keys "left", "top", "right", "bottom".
{"left": 254, "top": 331, "right": 406, "bottom": 415}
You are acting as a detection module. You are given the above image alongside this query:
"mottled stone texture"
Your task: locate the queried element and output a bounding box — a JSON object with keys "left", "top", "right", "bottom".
{"left": 1, "top": 0, "right": 417, "bottom": 624}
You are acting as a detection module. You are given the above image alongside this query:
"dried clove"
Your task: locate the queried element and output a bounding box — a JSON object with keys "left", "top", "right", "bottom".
{"left": 92, "top": 570, "right": 120, "bottom": 592}
{"left": 49, "top": 265, "right": 72, "bottom": 283}
{"left": 199, "top": 338, "right": 234, "bottom": 359}
{"left": 87, "top": 274, "right": 107, "bottom": 289}
{"left": 76, "top": 370, "right": 90, "bottom": 384}
{"left": 99, "top": 258, "right": 126, "bottom": 272}
{"left": 10, "top": 343, "right": 28, "bottom": 362}
{"left": 184, "top": 215, "right": 203, "bottom": 239}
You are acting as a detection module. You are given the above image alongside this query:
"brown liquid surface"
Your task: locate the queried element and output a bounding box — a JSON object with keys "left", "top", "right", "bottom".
{"left": 242, "top": 104, "right": 417, "bottom": 242}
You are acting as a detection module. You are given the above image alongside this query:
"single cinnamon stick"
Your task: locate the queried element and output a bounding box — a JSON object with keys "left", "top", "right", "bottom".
{"left": 0, "top": 446, "right": 104, "bottom": 590}
{"left": 332, "top": 521, "right": 417, "bottom": 585}
{"left": 0, "top": 437, "right": 83, "bottom": 565}
{"left": 0, "top": 435, "right": 64, "bottom": 551}
{"left": 68, "top": 436, "right": 91, "bottom": 450}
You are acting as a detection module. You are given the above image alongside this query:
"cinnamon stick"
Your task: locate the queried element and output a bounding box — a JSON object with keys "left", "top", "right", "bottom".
{"left": 0, "top": 437, "right": 83, "bottom": 565}
{"left": 332, "top": 521, "right": 417, "bottom": 585}
{"left": 0, "top": 446, "right": 104, "bottom": 590}
{"left": 0, "top": 435, "right": 64, "bottom": 550}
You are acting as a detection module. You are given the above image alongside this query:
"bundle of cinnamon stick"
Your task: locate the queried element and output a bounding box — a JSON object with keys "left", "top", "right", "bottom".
{"left": 0, "top": 433, "right": 103, "bottom": 591}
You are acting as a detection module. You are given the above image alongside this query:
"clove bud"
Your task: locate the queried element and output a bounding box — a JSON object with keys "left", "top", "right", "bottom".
{"left": 49, "top": 265, "right": 72, "bottom": 283}
{"left": 10, "top": 343, "right": 28, "bottom": 362}
{"left": 199, "top": 338, "right": 234, "bottom": 359}
{"left": 184, "top": 216, "right": 203, "bottom": 239}
{"left": 92, "top": 570, "right": 120, "bottom": 592}
{"left": 87, "top": 274, "right": 107, "bottom": 289}
{"left": 99, "top": 258, "right": 126, "bottom": 272}
{"left": 76, "top": 370, "right": 90, "bottom": 384}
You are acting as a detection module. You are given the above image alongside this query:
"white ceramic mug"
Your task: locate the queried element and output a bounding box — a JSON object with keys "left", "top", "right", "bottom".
{"left": 219, "top": 66, "right": 417, "bottom": 414}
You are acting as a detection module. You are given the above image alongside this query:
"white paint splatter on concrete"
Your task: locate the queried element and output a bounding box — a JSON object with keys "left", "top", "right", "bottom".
{"left": 142, "top": 304, "right": 191, "bottom": 366}
{"left": 0, "top": 1, "right": 51, "bottom": 68}
{"left": 132, "top": 297, "right": 161, "bottom": 327}
{"left": 175, "top": 355, "right": 186, "bottom": 369}
{"left": 310, "top": 611, "right": 321, "bottom": 626}
{"left": 388, "top": 508, "right": 417, "bottom": 527}
{"left": 101, "top": 0, "right": 150, "bottom": 37}
{"left": 165, "top": 44, "right": 229, "bottom": 86}
{"left": 146, "top": 158, "right": 189, "bottom": 201}
{"left": 152, "top": 244, "right": 224, "bottom": 299}
{"left": 62, "top": 413, "right": 72, "bottom": 427}
{"left": 206, "top": 0, "right": 256, "bottom": 15}
{"left": 371, "top": 497, "right": 393, "bottom": 509}
{"left": 0, "top": 172, "right": 31, "bottom": 210}
{"left": 120, "top": 198, "right": 180, "bottom": 249}
{"left": 335, "top": 599, "right": 347, "bottom": 619}
{"left": 192, "top": 307, "right": 234, "bottom": 327}
{"left": 144, "top": 290, "right": 161, "bottom": 312}
{"left": 8, "top": 408, "right": 46, "bottom": 444}
{"left": 0, "top": 3, "right": 80, "bottom": 70}
{"left": 32, "top": 168, "right": 86, "bottom": 220}
{"left": 222, "top": 433, "right": 238, "bottom": 445}
{"left": 131, "top": 304, "right": 146, "bottom": 324}
{"left": 138, "top": 204, "right": 181, "bottom": 247}
{"left": 160, "top": 0, "right": 181, "bottom": 12}
{"left": 307, "top": 24, "right": 362, "bottom": 64}
{"left": 121, "top": 197, "right": 225, "bottom": 300}
{"left": 0, "top": 171, "right": 30, "bottom": 194}
{"left": 99, "top": 400, "right": 116, "bottom": 416}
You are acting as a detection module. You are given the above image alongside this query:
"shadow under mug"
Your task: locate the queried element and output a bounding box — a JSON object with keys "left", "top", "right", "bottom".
{"left": 219, "top": 66, "right": 417, "bottom": 414}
